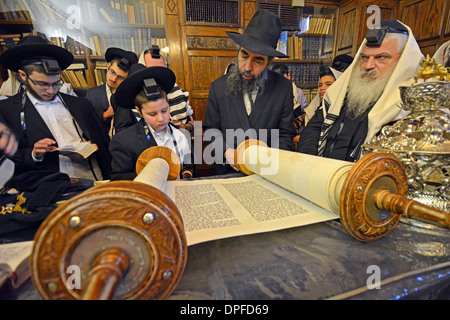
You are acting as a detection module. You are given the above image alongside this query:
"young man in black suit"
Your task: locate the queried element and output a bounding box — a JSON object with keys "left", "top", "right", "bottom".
{"left": 0, "top": 36, "right": 111, "bottom": 180}
{"left": 85, "top": 47, "right": 138, "bottom": 137}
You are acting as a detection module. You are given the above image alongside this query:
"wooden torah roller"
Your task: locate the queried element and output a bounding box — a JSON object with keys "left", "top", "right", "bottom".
{"left": 30, "top": 146, "right": 187, "bottom": 300}
{"left": 235, "top": 140, "right": 450, "bottom": 243}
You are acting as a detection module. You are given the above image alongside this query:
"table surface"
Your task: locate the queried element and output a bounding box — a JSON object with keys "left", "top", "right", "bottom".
{"left": 2, "top": 173, "right": 450, "bottom": 300}
{"left": 7, "top": 217, "right": 450, "bottom": 300}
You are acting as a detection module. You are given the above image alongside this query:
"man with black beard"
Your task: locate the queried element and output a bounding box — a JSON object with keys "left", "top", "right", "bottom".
{"left": 203, "top": 9, "right": 296, "bottom": 174}
{"left": 0, "top": 36, "right": 111, "bottom": 180}
{"left": 298, "top": 20, "right": 423, "bottom": 162}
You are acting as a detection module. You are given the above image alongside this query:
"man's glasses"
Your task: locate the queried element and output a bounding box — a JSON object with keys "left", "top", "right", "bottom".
{"left": 26, "top": 75, "right": 63, "bottom": 90}
{"left": 107, "top": 67, "right": 126, "bottom": 82}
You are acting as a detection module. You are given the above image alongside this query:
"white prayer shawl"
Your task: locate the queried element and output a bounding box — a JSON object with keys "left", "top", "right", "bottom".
{"left": 318, "top": 22, "right": 424, "bottom": 157}
{"left": 304, "top": 67, "right": 342, "bottom": 124}
{"left": 432, "top": 40, "right": 450, "bottom": 66}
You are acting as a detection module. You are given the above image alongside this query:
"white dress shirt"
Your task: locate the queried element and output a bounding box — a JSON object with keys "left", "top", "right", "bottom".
{"left": 147, "top": 123, "right": 191, "bottom": 166}
{"left": 28, "top": 92, "right": 102, "bottom": 180}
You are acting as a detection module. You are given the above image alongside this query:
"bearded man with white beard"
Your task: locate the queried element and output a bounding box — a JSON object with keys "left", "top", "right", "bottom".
{"left": 297, "top": 20, "right": 424, "bottom": 162}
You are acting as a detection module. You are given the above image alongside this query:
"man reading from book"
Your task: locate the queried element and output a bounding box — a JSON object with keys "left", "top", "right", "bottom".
{"left": 203, "top": 9, "right": 296, "bottom": 175}
{"left": 85, "top": 47, "right": 138, "bottom": 137}
{"left": 0, "top": 35, "right": 111, "bottom": 181}
{"left": 298, "top": 20, "right": 423, "bottom": 162}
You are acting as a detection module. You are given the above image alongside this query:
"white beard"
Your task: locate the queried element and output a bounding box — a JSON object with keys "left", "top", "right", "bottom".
{"left": 346, "top": 67, "right": 393, "bottom": 119}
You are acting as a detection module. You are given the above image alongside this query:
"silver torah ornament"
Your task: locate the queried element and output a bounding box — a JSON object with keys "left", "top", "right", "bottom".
{"left": 362, "top": 55, "right": 450, "bottom": 214}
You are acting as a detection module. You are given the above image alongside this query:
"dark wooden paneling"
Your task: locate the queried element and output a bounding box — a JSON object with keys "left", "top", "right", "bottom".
{"left": 336, "top": 2, "right": 360, "bottom": 55}
{"left": 399, "top": 0, "right": 445, "bottom": 42}
{"left": 358, "top": 0, "right": 398, "bottom": 46}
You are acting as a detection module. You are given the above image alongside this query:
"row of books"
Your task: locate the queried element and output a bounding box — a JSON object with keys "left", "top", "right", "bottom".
{"left": 0, "top": 0, "right": 34, "bottom": 21}
{"left": 61, "top": 68, "right": 89, "bottom": 88}
{"left": 299, "top": 15, "right": 334, "bottom": 35}
{"left": 299, "top": 87, "right": 318, "bottom": 104}
{"left": 87, "top": 30, "right": 166, "bottom": 56}
{"left": 278, "top": 32, "right": 334, "bottom": 61}
{"left": 95, "top": 0, "right": 166, "bottom": 25}
{"left": 0, "top": 0, "right": 166, "bottom": 26}
{"left": 288, "top": 63, "right": 326, "bottom": 87}
{"left": 48, "top": 29, "right": 165, "bottom": 59}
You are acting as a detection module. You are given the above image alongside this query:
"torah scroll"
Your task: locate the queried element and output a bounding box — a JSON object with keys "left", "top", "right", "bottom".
{"left": 165, "top": 143, "right": 355, "bottom": 246}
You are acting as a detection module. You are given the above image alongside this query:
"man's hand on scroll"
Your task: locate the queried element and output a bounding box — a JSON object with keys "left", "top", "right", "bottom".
{"left": 225, "top": 148, "right": 238, "bottom": 171}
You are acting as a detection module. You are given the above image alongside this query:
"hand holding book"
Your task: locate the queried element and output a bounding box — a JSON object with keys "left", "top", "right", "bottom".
{"left": 56, "top": 141, "right": 98, "bottom": 159}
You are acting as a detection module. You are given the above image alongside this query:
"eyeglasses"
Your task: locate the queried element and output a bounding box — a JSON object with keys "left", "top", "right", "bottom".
{"left": 107, "top": 67, "right": 126, "bottom": 82}
{"left": 26, "top": 75, "right": 63, "bottom": 90}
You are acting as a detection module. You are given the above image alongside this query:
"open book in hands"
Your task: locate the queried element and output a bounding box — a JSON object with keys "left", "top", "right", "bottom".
{"left": 57, "top": 142, "right": 98, "bottom": 159}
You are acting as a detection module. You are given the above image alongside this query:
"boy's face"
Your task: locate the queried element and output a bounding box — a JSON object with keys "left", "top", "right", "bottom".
{"left": 138, "top": 97, "right": 170, "bottom": 133}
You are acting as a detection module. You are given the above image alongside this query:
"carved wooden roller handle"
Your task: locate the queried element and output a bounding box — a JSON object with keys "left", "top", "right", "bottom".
{"left": 81, "top": 248, "right": 130, "bottom": 300}
{"left": 375, "top": 189, "right": 450, "bottom": 229}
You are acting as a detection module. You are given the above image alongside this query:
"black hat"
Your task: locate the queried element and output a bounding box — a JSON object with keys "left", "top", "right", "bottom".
{"left": 226, "top": 9, "right": 288, "bottom": 58}
{"left": 319, "top": 65, "right": 334, "bottom": 78}
{"left": 105, "top": 47, "right": 138, "bottom": 71}
{"left": 332, "top": 54, "right": 353, "bottom": 72}
{"left": 114, "top": 64, "right": 175, "bottom": 109}
{"left": 0, "top": 35, "right": 74, "bottom": 72}
{"left": 365, "top": 20, "right": 408, "bottom": 47}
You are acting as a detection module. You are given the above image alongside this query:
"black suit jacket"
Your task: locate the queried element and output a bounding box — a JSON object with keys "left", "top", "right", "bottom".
{"left": 203, "top": 70, "right": 296, "bottom": 170}
{"left": 109, "top": 119, "right": 193, "bottom": 181}
{"left": 109, "top": 118, "right": 158, "bottom": 181}
{"left": 0, "top": 92, "right": 111, "bottom": 179}
{"left": 85, "top": 84, "right": 111, "bottom": 134}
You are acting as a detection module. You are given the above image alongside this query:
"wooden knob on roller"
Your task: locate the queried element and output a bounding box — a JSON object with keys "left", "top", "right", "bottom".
{"left": 340, "top": 152, "right": 450, "bottom": 242}
{"left": 235, "top": 140, "right": 450, "bottom": 242}
{"left": 31, "top": 146, "right": 187, "bottom": 300}
{"left": 136, "top": 145, "right": 181, "bottom": 180}
{"left": 234, "top": 139, "right": 269, "bottom": 175}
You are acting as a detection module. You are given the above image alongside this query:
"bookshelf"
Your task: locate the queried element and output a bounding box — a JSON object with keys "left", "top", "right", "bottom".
{"left": 262, "top": 3, "right": 337, "bottom": 103}
{"left": 0, "top": 0, "right": 167, "bottom": 92}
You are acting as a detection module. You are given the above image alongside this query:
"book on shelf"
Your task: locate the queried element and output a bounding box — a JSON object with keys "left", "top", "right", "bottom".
{"left": 62, "top": 69, "right": 88, "bottom": 89}
{"left": 99, "top": 7, "right": 114, "bottom": 23}
{"left": 277, "top": 31, "right": 288, "bottom": 56}
{"left": 74, "top": 70, "right": 88, "bottom": 87}
{"left": 300, "top": 15, "right": 333, "bottom": 35}
{"left": 0, "top": 34, "right": 22, "bottom": 49}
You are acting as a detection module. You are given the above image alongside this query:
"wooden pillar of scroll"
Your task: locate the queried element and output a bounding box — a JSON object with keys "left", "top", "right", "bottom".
{"left": 30, "top": 146, "right": 187, "bottom": 300}
{"left": 235, "top": 140, "right": 450, "bottom": 242}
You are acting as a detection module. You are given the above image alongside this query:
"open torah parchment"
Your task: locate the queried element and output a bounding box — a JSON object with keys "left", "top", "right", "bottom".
{"left": 165, "top": 146, "right": 355, "bottom": 246}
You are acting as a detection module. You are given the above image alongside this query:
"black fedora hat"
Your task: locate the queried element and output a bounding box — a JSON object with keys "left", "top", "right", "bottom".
{"left": 114, "top": 64, "right": 175, "bottom": 109}
{"left": 0, "top": 35, "right": 74, "bottom": 72}
{"left": 105, "top": 47, "right": 138, "bottom": 71}
{"left": 226, "top": 9, "right": 288, "bottom": 58}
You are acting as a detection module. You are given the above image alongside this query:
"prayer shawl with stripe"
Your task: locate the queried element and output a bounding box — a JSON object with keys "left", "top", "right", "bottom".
{"left": 317, "top": 22, "right": 424, "bottom": 158}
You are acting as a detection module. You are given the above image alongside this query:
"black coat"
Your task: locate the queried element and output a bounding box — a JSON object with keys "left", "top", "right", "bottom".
{"left": 203, "top": 70, "right": 296, "bottom": 172}
{"left": 0, "top": 92, "right": 111, "bottom": 179}
{"left": 85, "top": 84, "right": 112, "bottom": 135}
{"left": 109, "top": 118, "right": 157, "bottom": 181}
{"left": 109, "top": 119, "right": 193, "bottom": 181}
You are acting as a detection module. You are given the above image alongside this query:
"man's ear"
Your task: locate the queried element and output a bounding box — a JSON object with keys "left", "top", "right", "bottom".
{"left": 135, "top": 106, "right": 143, "bottom": 117}
{"left": 17, "top": 69, "right": 27, "bottom": 82}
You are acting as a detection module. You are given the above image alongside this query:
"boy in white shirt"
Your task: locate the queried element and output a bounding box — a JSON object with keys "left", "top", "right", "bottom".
{"left": 109, "top": 64, "right": 193, "bottom": 180}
